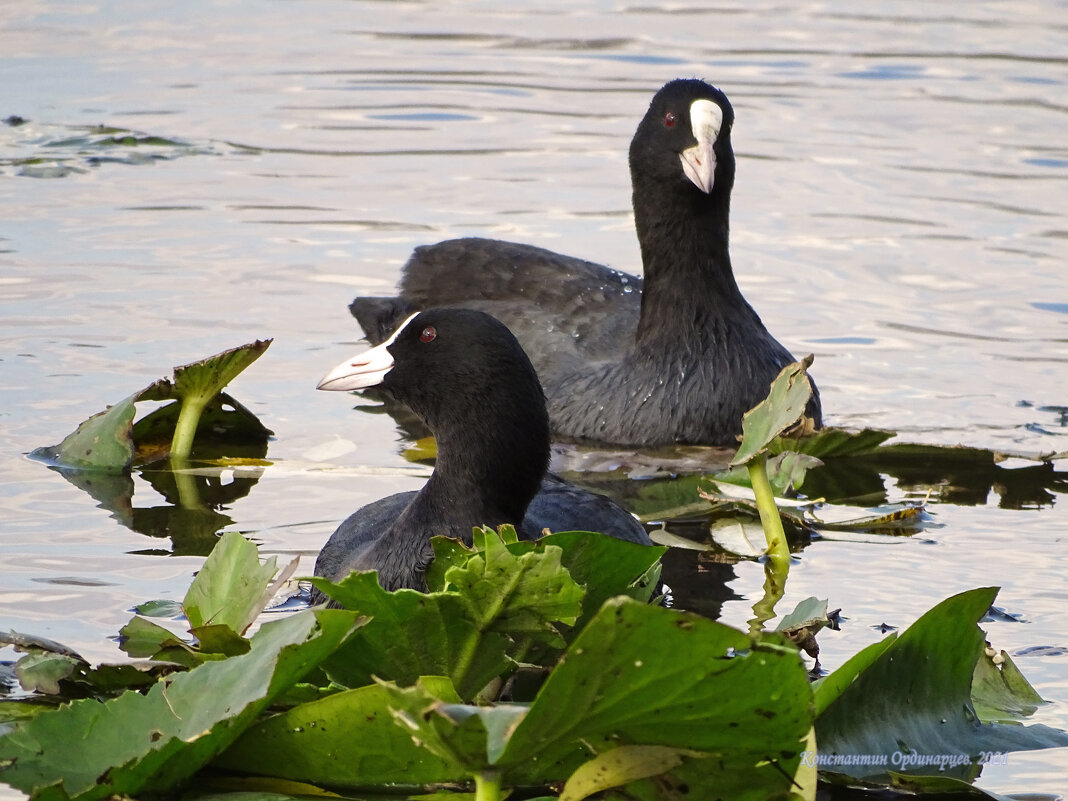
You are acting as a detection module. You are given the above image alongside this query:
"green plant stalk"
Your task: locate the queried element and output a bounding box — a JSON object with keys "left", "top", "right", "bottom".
{"left": 170, "top": 395, "right": 208, "bottom": 460}
{"left": 749, "top": 558, "right": 789, "bottom": 636}
{"left": 747, "top": 453, "right": 790, "bottom": 569}
{"left": 474, "top": 770, "right": 502, "bottom": 801}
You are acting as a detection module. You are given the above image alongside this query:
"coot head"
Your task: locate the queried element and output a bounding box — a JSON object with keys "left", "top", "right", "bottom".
{"left": 318, "top": 308, "right": 551, "bottom": 523}
{"left": 629, "top": 78, "right": 735, "bottom": 202}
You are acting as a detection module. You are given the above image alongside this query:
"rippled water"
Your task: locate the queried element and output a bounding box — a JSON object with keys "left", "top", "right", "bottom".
{"left": 2, "top": 1, "right": 1066, "bottom": 797}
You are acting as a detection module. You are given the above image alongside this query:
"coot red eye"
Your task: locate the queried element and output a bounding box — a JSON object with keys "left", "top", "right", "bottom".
{"left": 419, "top": 326, "right": 437, "bottom": 343}
{"left": 664, "top": 112, "right": 677, "bottom": 128}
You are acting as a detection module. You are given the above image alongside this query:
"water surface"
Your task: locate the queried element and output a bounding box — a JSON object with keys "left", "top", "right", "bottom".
{"left": 2, "top": 1, "right": 1066, "bottom": 797}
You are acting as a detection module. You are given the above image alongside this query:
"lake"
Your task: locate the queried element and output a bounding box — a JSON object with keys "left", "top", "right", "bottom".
{"left": 1, "top": 1, "right": 1066, "bottom": 797}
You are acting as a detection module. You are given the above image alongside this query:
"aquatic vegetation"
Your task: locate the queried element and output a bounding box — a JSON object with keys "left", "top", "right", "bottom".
{"left": 6, "top": 349, "right": 1066, "bottom": 801}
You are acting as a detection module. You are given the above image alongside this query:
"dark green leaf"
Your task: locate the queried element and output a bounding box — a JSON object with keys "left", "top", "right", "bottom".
{"left": 314, "top": 572, "right": 510, "bottom": 701}
{"left": 500, "top": 598, "right": 813, "bottom": 793}
{"left": 0, "top": 609, "right": 363, "bottom": 801}
{"left": 812, "top": 635, "right": 897, "bottom": 717}
{"left": 539, "top": 531, "right": 664, "bottom": 627}
{"left": 214, "top": 677, "right": 466, "bottom": 787}
{"left": 816, "top": 587, "right": 1068, "bottom": 782}
{"left": 444, "top": 526, "right": 583, "bottom": 644}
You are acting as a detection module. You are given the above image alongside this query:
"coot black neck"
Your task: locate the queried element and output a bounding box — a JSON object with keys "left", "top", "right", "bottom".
{"left": 411, "top": 387, "right": 550, "bottom": 533}
{"left": 633, "top": 180, "right": 745, "bottom": 347}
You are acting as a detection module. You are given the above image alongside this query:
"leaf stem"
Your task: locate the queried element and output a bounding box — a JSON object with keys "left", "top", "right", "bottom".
{"left": 747, "top": 453, "right": 790, "bottom": 569}
{"left": 474, "top": 770, "right": 502, "bottom": 801}
{"left": 170, "top": 395, "right": 208, "bottom": 460}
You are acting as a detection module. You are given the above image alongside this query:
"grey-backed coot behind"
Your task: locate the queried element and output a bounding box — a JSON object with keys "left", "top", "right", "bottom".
{"left": 312, "top": 308, "right": 651, "bottom": 595}
{"left": 350, "top": 79, "right": 821, "bottom": 448}
{"left": 354, "top": 80, "right": 820, "bottom": 448}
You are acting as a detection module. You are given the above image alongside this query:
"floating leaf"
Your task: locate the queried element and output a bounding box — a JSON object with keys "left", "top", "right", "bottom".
{"left": 0, "top": 610, "right": 363, "bottom": 801}
{"left": 816, "top": 587, "right": 1068, "bottom": 782}
{"left": 133, "top": 600, "right": 184, "bottom": 618}
{"left": 647, "top": 527, "right": 714, "bottom": 551}
{"left": 706, "top": 516, "right": 768, "bottom": 558}
{"left": 29, "top": 390, "right": 139, "bottom": 473}
{"left": 0, "top": 631, "right": 84, "bottom": 660}
{"left": 769, "top": 427, "right": 896, "bottom": 458}
{"left": 810, "top": 500, "right": 929, "bottom": 534}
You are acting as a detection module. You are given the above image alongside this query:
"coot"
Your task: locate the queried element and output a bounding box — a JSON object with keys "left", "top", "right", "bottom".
{"left": 313, "top": 308, "right": 651, "bottom": 594}
{"left": 351, "top": 79, "right": 821, "bottom": 447}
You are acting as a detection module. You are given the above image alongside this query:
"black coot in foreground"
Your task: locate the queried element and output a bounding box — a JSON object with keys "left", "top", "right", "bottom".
{"left": 350, "top": 79, "right": 821, "bottom": 448}
{"left": 312, "top": 308, "right": 651, "bottom": 594}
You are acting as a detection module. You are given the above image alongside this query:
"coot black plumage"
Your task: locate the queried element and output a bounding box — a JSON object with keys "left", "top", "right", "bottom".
{"left": 351, "top": 79, "right": 821, "bottom": 447}
{"left": 313, "top": 308, "right": 650, "bottom": 594}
